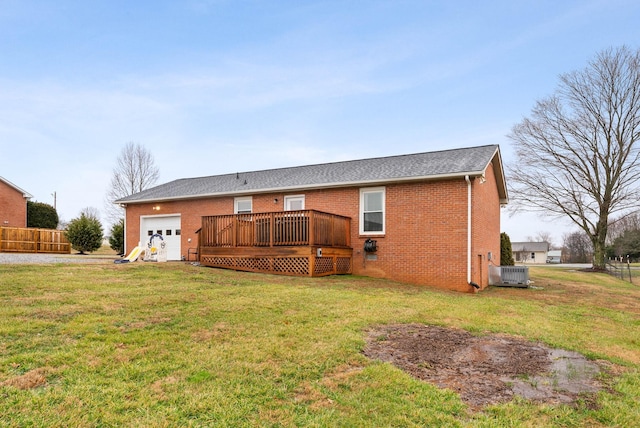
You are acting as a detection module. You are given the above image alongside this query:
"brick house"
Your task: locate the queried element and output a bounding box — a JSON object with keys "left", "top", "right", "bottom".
{"left": 0, "top": 176, "right": 32, "bottom": 228}
{"left": 116, "top": 145, "right": 508, "bottom": 292}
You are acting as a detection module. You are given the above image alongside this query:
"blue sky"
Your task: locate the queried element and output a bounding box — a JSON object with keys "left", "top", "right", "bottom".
{"left": 1, "top": 0, "right": 638, "bottom": 243}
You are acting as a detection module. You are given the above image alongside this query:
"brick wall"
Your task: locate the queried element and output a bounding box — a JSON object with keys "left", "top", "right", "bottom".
{"left": 470, "top": 164, "right": 501, "bottom": 290}
{"left": 123, "top": 174, "right": 501, "bottom": 292}
{"left": 0, "top": 180, "right": 28, "bottom": 228}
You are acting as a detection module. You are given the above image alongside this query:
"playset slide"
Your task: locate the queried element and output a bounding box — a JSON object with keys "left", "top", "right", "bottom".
{"left": 114, "top": 245, "right": 142, "bottom": 264}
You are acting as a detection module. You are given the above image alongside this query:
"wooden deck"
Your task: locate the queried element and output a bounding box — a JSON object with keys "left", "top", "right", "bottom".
{"left": 198, "top": 210, "right": 352, "bottom": 277}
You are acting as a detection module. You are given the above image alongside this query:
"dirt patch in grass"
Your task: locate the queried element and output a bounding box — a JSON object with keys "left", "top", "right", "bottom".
{"left": 364, "top": 324, "right": 606, "bottom": 410}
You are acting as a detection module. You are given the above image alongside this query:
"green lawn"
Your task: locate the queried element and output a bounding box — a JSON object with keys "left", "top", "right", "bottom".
{"left": 1, "top": 263, "right": 638, "bottom": 427}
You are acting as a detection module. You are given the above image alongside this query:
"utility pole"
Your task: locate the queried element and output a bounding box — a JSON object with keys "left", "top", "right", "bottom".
{"left": 51, "top": 192, "right": 57, "bottom": 210}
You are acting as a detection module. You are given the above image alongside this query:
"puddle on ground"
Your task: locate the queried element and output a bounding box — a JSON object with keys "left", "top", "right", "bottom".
{"left": 506, "top": 348, "right": 601, "bottom": 403}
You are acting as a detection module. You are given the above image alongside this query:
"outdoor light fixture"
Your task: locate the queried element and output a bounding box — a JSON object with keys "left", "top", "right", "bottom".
{"left": 153, "top": 206, "right": 161, "bottom": 211}
{"left": 274, "top": 198, "right": 278, "bottom": 203}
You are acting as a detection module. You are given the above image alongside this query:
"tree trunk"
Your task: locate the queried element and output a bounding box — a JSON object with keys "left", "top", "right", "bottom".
{"left": 592, "top": 239, "right": 606, "bottom": 270}
{"left": 591, "top": 219, "right": 609, "bottom": 270}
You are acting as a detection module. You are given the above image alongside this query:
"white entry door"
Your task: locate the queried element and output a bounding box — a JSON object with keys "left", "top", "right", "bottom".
{"left": 140, "top": 215, "right": 181, "bottom": 261}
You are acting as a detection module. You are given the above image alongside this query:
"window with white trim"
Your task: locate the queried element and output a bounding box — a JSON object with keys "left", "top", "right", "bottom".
{"left": 234, "top": 196, "right": 252, "bottom": 214}
{"left": 284, "top": 195, "right": 305, "bottom": 211}
{"left": 360, "top": 187, "right": 385, "bottom": 234}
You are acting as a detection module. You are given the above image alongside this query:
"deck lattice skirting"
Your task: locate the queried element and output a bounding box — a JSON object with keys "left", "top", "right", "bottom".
{"left": 200, "top": 252, "right": 352, "bottom": 277}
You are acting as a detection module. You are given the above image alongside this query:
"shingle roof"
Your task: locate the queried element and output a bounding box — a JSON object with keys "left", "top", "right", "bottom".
{"left": 116, "top": 144, "right": 507, "bottom": 204}
{"left": 511, "top": 242, "right": 550, "bottom": 252}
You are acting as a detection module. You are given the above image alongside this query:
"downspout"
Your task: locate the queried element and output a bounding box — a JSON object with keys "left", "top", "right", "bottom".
{"left": 465, "top": 175, "right": 480, "bottom": 290}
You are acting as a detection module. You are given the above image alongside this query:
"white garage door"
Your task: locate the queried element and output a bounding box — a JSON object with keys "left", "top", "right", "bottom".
{"left": 140, "top": 215, "right": 181, "bottom": 261}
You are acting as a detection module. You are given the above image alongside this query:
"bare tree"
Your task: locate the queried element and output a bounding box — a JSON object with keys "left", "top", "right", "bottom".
{"left": 608, "top": 211, "right": 640, "bottom": 245}
{"left": 81, "top": 206, "right": 101, "bottom": 221}
{"left": 508, "top": 46, "right": 640, "bottom": 270}
{"left": 104, "top": 142, "right": 160, "bottom": 225}
{"left": 525, "top": 232, "right": 553, "bottom": 248}
{"left": 562, "top": 231, "right": 592, "bottom": 263}
{"left": 534, "top": 231, "right": 554, "bottom": 248}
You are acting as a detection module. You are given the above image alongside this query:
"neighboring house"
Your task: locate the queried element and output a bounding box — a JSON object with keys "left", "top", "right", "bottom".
{"left": 116, "top": 145, "right": 508, "bottom": 292}
{"left": 512, "top": 242, "right": 550, "bottom": 264}
{"left": 546, "top": 250, "right": 562, "bottom": 263}
{"left": 0, "top": 176, "right": 32, "bottom": 228}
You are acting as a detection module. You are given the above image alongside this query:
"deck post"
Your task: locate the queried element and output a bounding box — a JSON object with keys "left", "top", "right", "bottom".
{"left": 269, "top": 212, "right": 274, "bottom": 247}
{"left": 309, "top": 210, "right": 315, "bottom": 246}
{"left": 330, "top": 216, "right": 335, "bottom": 247}
{"left": 346, "top": 218, "right": 351, "bottom": 247}
{"left": 232, "top": 217, "right": 237, "bottom": 247}
{"left": 197, "top": 223, "right": 202, "bottom": 262}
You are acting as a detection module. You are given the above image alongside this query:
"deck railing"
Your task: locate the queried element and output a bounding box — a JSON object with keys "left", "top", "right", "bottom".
{"left": 200, "top": 210, "right": 351, "bottom": 249}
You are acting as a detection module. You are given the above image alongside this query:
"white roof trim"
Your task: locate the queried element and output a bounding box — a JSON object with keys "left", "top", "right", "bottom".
{"left": 0, "top": 176, "right": 33, "bottom": 199}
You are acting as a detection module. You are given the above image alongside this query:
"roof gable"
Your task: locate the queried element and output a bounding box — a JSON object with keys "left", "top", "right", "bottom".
{"left": 117, "top": 145, "right": 507, "bottom": 204}
{"left": 0, "top": 176, "right": 33, "bottom": 199}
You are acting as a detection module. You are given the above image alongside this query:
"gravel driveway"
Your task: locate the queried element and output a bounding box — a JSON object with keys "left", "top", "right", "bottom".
{"left": 0, "top": 252, "right": 116, "bottom": 264}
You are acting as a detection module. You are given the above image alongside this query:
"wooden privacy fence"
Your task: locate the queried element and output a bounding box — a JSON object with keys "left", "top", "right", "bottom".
{"left": 0, "top": 227, "right": 70, "bottom": 254}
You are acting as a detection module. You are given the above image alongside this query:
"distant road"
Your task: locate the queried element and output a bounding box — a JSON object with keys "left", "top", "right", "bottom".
{"left": 519, "top": 263, "right": 593, "bottom": 269}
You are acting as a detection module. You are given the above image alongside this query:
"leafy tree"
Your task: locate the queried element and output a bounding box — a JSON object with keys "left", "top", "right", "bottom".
{"left": 109, "top": 218, "right": 125, "bottom": 255}
{"left": 65, "top": 212, "right": 104, "bottom": 254}
{"left": 508, "top": 46, "right": 640, "bottom": 270}
{"left": 104, "top": 142, "right": 160, "bottom": 225}
{"left": 500, "top": 232, "right": 515, "bottom": 266}
{"left": 609, "top": 229, "right": 640, "bottom": 261}
{"left": 26, "top": 201, "right": 59, "bottom": 229}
